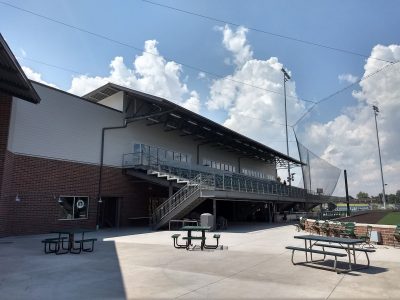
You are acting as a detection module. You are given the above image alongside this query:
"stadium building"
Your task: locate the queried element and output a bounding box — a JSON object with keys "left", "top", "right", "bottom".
{"left": 0, "top": 34, "right": 335, "bottom": 237}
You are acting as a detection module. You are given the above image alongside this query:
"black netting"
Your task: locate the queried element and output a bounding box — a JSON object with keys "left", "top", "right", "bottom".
{"left": 295, "top": 135, "right": 341, "bottom": 196}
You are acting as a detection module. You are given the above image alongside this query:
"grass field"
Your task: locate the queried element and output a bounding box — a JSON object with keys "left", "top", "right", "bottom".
{"left": 377, "top": 212, "right": 400, "bottom": 225}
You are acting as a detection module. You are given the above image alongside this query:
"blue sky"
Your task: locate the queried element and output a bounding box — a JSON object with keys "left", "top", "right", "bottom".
{"left": 1, "top": 0, "right": 400, "bottom": 197}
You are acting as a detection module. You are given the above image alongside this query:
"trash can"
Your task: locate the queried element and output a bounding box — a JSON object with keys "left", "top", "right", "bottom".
{"left": 370, "top": 230, "right": 382, "bottom": 244}
{"left": 200, "top": 213, "right": 214, "bottom": 229}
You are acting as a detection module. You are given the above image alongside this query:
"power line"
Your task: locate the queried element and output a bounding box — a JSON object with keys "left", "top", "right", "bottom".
{"left": 0, "top": 1, "right": 315, "bottom": 104}
{"left": 292, "top": 60, "right": 400, "bottom": 126}
{"left": 16, "top": 52, "right": 296, "bottom": 129}
{"left": 18, "top": 56, "right": 84, "bottom": 75}
{"left": 235, "top": 113, "right": 290, "bottom": 127}
{"left": 141, "top": 0, "right": 394, "bottom": 64}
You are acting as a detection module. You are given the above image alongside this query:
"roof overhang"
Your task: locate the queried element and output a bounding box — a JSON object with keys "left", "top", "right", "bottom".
{"left": 0, "top": 33, "right": 41, "bottom": 103}
{"left": 84, "top": 83, "right": 303, "bottom": 167}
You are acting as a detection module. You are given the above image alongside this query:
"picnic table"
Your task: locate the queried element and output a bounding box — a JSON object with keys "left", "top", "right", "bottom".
{"left": 50, "top": 228, "right": 96, "bottom": 254}
{"left": 286, "top": 234, "right": 375, "bottom": 273}
{"left": 181, "top": 225, "right": 211, "bottom": 250}
{"left": 171, "top": 226, "right": 222, "bottom": 250}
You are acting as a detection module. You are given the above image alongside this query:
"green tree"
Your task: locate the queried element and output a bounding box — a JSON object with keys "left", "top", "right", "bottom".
{"left": 387, "top": 194, "right": 397, "bottom": 204}
{"left": 357, "top": 191, "right": 369, "bottom": 199}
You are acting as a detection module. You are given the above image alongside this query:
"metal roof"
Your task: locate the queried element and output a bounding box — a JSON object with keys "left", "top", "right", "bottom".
{"left": 0, "top": 33, "right": 40, "bottom": 103}
{"left": 84, "top": 83, "right": 303, "bottom": 166}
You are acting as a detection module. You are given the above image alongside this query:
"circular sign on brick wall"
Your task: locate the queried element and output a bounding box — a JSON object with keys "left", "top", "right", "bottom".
{"left": 76, "top": 199, "right": 85, "bottom": 209}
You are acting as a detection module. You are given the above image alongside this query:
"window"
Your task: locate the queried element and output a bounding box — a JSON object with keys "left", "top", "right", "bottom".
{"left": 241, "top": 168, "right": 266, "bottom": 179}
{"left": 203, "top": 158, "right": 235, "bottom": 173}
{"left": 133, "top": 143, "right": 142, "bottom": 153}
{"left": 181, "top": 154, "right": 187, "bottom": 163}
{"left": 166, "top": 150, "right": 173, "bottom": 161}
{"left": 133, "top": 143, "right": 191, "bottom": 164}
{"left": 173, "top": 152, "right": 181, "bottom": 161}
{"left": 158, "top": 148, "right": 166, "bottom": 160}
{"left": 58, "top": 196, "right": 89, "bottom": 220}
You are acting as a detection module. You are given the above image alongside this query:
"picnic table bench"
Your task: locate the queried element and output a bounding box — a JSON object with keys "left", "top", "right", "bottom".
{"left": 171, "top": 227, "right": 221, "bottom": 250}
{"left": 286, "top": 246, "right": 347, "bottom": 271}
{"left": 46, "top": 228, "right": 96, "bottom": 254}
{"left": 73, "top": 238, "right": 98, "bottom": 254}
{"left": 314, "top": 242, "right": 375, "bottom": 267}
{"left": 286, "top": 235, "right": 375, "bottom": 273}
{"left": 41, "top": 236, "right": 68, "bottom": 254}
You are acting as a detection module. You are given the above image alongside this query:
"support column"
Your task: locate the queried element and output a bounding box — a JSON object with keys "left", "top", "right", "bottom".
{"left": 273, "top": 203, "right": 276, "bottom": 223}
{"left": 116, "top": 198, "right": 121, "bottom": 229}
{"left": 213, "top": 199, "right": 217, "bottom": 230}
{"left": 169, "top": 182, "right": 173, "bottom": 197}
{"left": 319, "top": 203, "right": 323, "bottom": 219}
{"left": 268, "top": 203, "right": 272, "bottom": 224}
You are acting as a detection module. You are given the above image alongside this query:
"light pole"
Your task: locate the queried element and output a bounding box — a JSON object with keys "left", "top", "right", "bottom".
{"left": 281, "top": 68, "right": 291, "bottom": 185}
{"left": 372, "top": 105, "right": 386, "bottom": 209}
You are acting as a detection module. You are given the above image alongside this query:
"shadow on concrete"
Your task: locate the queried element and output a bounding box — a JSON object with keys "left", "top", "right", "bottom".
{"left": 0, "top": 236, "right": 127, "bottom": 299}
{"left": 295, "top": 259, "right": 388, "bottom": 275}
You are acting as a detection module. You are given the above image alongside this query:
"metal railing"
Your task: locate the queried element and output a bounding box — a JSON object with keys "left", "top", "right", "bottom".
{"left": 151, "top": 173, "right": 212, "bottom": 226}
{"left": 123, "top": 151, "right": 328, "bottom": 202}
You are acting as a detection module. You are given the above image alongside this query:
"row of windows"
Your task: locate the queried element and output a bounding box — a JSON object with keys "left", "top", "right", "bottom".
{"left": 133, "top": 143, "right": 191, "bottom": 163}
{"left": 242, "top": 168, "right": 266, "bottom": 179}
{"left": 133, "top": 143, "right": 273, "bottom": 180}
{"left": 203, "top": 159, "right": 236, "bottom": 173}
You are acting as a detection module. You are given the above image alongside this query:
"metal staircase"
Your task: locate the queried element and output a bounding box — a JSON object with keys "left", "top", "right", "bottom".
{"left": 146, "top": 169, "right": 189, "bottom": 184}
{"left": 122, "top": 151, "right": 344, "bottom": 229}
{"left": 150, "top": 174, "right": 214, "bottom": 230}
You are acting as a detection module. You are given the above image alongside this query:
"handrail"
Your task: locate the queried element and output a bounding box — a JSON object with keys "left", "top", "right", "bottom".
{"left": 151, "top": 173, "right": 212, "bottom": 226}
{"left": 123, "top": 151, "right": 337, "bottom": 203}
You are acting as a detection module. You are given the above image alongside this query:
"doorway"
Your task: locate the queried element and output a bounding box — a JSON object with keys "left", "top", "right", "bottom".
{"left": 99, "top": 197, "right": 120, "bottom": 228}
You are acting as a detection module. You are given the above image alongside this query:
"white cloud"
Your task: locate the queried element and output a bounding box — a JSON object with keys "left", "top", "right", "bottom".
{"left": 217, "top": 25, "right": 253, "bottom": 67}
{"left": 207, "top": 25, "right": 306, "bottom": 157}
{"left": 68, "top": 40, "right": 200, "bottom": 113}
{"left": 338, "top": 73, "right": 358, "bottom": 84}
{"left": 302, "top": 44, "right": 400, "bottom": 196}
{"left": 22, "top": 66, "right": 58, "bottom": 88}
{"left": 197, "top": 72, "right": 206, "bottom": 79}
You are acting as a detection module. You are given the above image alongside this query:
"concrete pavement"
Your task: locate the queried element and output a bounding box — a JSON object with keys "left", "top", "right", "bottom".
{"left": 0, "top": 223, "right": 399, "bottom": 299}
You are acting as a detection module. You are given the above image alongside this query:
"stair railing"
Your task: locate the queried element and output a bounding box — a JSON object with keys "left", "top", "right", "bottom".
{"left": 151, "top": 174, "right": 214, "bottom": 227}
{"left": 123, "top": 151, "right": 337, "bottom": 203}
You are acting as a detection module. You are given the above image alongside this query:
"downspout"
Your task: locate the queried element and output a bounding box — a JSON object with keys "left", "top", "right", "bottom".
{"left": 96, "top": 99, "right": 176, "bottom": 229}
{"left": 96, "top": 120, "right": 128, "bottom": 230}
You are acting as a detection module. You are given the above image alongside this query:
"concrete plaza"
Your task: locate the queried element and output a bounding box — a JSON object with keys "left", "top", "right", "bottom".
{"left": 1, "top": 223, "right": 399, "bottom": 299}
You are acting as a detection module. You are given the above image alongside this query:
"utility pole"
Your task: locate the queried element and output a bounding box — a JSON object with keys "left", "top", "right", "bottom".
{"left": 344, "top": 170, "right": 350, "bottom": 217}
{"left": 373, "top": 105, "right": 386, "bottom": 209}
{"left": 281, "top": 68, "right": 291, "bottom": 185}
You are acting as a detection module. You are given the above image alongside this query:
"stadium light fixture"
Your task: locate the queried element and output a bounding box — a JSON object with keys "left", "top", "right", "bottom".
{"left": 281, "top": 68, "right": 291, "bottom": 185}
{"left": 372, "top": 105, "right": 386, "bottom": 209}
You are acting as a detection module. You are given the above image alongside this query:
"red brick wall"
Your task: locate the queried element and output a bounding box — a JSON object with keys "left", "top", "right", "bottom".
{"left": 0, "top": 94, "right": 12, "bottom": 236}
{"left": 304, "top": 219, "right": 397, "bottom": 246}
{"left": 0, "top": 151, "right": 154, "bottom": 237}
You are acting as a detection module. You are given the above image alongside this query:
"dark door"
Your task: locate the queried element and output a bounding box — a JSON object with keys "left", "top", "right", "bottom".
{"left": 100, "top": 197, "right": 119, "bottom": 228}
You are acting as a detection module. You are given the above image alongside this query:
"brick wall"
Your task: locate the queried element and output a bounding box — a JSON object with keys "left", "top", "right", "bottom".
{"left": 0, "top": 151, "right": 155, "bottom": 237}
{"left": 304, "top": 219, "right": 397, "bottom": 246}
{"left": 0, "top": 94, "right": 12, "bottom": 236}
